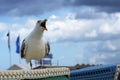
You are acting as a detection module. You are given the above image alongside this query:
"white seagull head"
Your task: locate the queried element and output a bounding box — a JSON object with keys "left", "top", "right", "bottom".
{"left": 36, "top": 19, "right": 48, "bottom": 31}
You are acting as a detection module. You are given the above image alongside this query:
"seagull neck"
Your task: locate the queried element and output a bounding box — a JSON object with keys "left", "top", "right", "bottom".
{"left": 31, "top": 27, "right": 44, "bottom": 39}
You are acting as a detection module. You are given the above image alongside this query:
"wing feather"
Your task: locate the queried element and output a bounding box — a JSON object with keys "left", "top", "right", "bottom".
{"left": 21, "top": 39, "right": 26, "bottom": 58}
{"left": 45, "top": 41, "right": 50, "bottom": 57}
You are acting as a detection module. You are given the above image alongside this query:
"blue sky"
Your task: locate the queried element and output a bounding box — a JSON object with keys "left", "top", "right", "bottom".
{"left": 0, "top": 0, "right": 120, "bottom": 70}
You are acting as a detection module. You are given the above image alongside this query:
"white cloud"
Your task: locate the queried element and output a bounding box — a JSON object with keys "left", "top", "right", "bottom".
{"left": 1, "top": 18, "right": 36, "bottom": 42}
{"left": 84, "top": 39, "right": 120, "bottom": 65}
{"left": 85, "top": 30, "right": 97, "bottom": 38}
{"left": 99, "top": 13, "right": 120, "bottom": 34}
{"left": 2, "top": 12, "right": 120, "bottom": 44}
{"left": 45, "top": 13, "right": 120, "bottom": 42}
{"left": 0, "top": 23, "right": 7, "bottom": 31}
{"left": 49, "top": 15, "right": 58, "bottom": 20}
{"left": 99, "top": 24, "right": 112, "bottom": 34}
{"left": 89, "top": 53, "right": 120, "bottom": 64}
{"left": 45, "top": 15, "right": 98, "bottom": 42}
{"left": 1, "top": 11, "right": 120, "bottom": 44}
{"left": 106, "top": 41, "right": 117, "bottom": 51}
{"left": 89, "top": 54, "right": 106, "bottom": 64}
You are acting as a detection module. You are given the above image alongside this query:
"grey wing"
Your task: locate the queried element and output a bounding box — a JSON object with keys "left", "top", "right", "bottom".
{"left": 21, "top": 39, "right": 26, "bottom": 58}
{"left": 45, "top": 41, "right": 50, "bottom": 57}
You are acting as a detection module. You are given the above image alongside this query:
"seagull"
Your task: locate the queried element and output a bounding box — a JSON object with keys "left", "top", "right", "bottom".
{"left": 21, "top": 19, "right": 50, "bottom": 69}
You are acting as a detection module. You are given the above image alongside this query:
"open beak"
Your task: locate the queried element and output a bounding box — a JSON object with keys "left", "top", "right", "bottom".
{"left": 43, "top": 27, "right": 48, "bottom": 31}
{"left": 41, "top": 19, "right": 48, "bottom": 31}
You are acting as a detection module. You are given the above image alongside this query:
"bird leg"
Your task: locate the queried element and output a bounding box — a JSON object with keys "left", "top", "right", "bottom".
{"left": 30, "top": 61, "right": 32, "bottom": 69}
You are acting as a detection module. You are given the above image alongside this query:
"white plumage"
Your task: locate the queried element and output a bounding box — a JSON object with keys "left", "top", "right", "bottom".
{"left": 21, "top": 19, "right": 50, "bottom": 68}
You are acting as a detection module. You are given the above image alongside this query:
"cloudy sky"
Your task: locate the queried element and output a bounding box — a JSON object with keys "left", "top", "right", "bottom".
{"left": 0, "top": 0, "right": 120, "bottom": 70}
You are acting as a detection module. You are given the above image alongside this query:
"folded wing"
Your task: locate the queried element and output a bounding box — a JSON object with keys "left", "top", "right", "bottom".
{"left": 21, "top": 39, "right": 27, "bottom": 58}
{"left": 45, "top": 41, "right": 50, "bottom": 57}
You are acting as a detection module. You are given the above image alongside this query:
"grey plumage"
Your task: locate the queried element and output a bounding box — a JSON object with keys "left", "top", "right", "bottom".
{"left": 45, "top": 41, "right": 50, "bottom": 57}
{"left": 21, "top": 39, "right": 26, "bottom": 58}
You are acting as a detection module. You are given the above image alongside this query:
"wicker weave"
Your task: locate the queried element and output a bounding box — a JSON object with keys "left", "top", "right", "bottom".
{"left": 0, "top": 67, "right": 70, "bottom": 80}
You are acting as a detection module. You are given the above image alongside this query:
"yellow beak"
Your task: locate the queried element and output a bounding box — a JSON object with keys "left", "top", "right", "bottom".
{"left": 43, "top": 27, "right": 48, "bottom": 31}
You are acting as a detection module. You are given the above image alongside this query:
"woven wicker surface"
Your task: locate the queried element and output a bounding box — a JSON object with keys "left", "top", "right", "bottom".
{"left": 0, "top": 67, "right": 70, "bottom": 80}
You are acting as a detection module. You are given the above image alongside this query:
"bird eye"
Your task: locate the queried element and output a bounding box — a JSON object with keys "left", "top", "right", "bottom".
{"left": 37, "top": 20, "right": 40, "bottom": 23}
